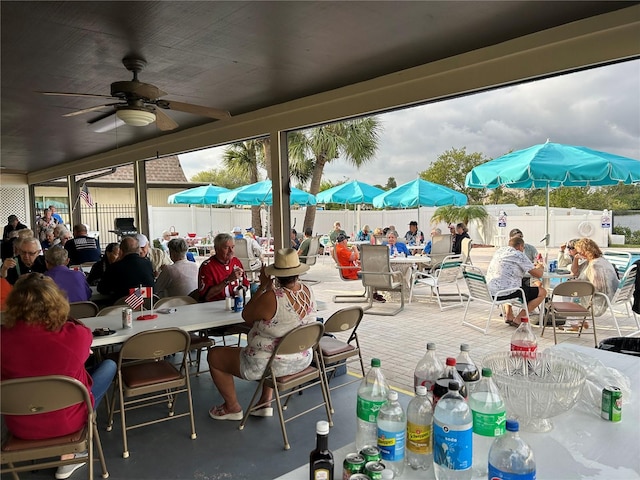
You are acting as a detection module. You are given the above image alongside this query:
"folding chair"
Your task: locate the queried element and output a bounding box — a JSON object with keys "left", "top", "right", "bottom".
{"left": 319, "top": 306, "right": 365, "bottom": 413}
{"left": 595, "top": 264, "right": 640, "bottom": 336}
{"left": 69, "top": 301, "right": 99, "bottom": 319}
{"left": 238, "top": 322, "right": 332, "bottom": 450}
{"left": 409, "top": 254, "right": 464, "bottom": 310}
{"left": 155, "top": 296, "right": 215, "bottom": 375}
{"left": 541, "top": 280, "right": 597, "bottom": 346}
{"left": 107, "top": 328, "right": 197, "bottom": 458}
{"left": 330, "top": 245, "right": 370, "bottom": 305}
{"left": 1, "top": 375, "right": 109, "bottom": 480}
{"left": 360, "top": 245, "right": 405, "bottom": 316}
{"left": 461, "top": 264, "right": 529, "bottom": 334}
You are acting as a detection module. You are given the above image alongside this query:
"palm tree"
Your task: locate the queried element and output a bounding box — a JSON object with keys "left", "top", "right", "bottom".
{"left": 288, "top": 117, "right": 381, "bottom": 230}
{"left": 223, "top": 140, "right": 264, "bottom": 232}
{"left": 431, "top": 205, "right": 490, "bottom": 243}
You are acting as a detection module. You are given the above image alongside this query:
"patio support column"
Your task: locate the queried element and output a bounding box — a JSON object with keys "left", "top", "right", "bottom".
{"left": 67, "top": 175, "right": 81, "bottom": 227}
{"left": 133, "top": 160, "right": 150, "bottom": 237}
{"left": 271, "top": 130, "right": 291, "bottom": 250}
{"left": 27, "top": 183, "right": 37, "bottom": 231}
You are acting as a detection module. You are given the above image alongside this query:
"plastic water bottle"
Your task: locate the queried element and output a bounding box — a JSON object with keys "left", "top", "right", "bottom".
{"left": 377, "top": 390, "right": 405, "bottom": 478}
{"left": 433, "top": 381, "right": 473, "bottom": 480}
{"left": 406, "top": 385, "right": 433, "bottom": 471}
{"left": 456, "top": 344, "right": 480, "bottom": 394}
{"left": 414, "top": 342, "right": 444, "bottom": 395}
{"left": 510, "top": 317, "right": 537, "bottom": 359}
{"left": 433, "top": 357, "right": 467, "bottom": 406}
{"left": 469, "top": 368, "right": 506, "bottom": 479}
{"left": 356, "top": 358, "right": 389, "bottom": 451}
{"left": 488, "top": 420, "right": 536, "bottom": 479}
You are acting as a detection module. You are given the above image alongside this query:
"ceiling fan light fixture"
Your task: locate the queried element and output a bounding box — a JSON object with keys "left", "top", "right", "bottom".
{"left": 116, "top": 107, "right": 156, "bottom": 126}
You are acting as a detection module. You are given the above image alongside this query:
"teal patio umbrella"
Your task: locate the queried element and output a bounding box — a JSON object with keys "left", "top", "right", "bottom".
{"left": 316, "top": 180, "right": 384, "bottom": 205}
{"left": 218, "top": 180, "right": 316, "bottom": 206}
{"left": 167, "top": 184, "right": 230, "bottom": 205}
{"left": 465, "top": 141, "right": 640, "bottom": 245}
{"left": 372, "top": 178, "right": 468, "bottom": 208}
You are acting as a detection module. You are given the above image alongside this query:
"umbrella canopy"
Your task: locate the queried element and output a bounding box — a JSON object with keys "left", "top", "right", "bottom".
{"left": 465, "top": 142, "right": 640, "bottom": 189}
{"left": 465, "top": 141, "right": 640, "bottom": 246}
{"left": 218, "top": 180, "right": 316, "bottom": 206}
{"left": 372, "top": 178, "right": 468, "bottom": 208}
{"left": 316, "top": 180, "right": 384, "bottom": 205}
{"left": 167, "top": 184, "right": 230, "bottom": 205}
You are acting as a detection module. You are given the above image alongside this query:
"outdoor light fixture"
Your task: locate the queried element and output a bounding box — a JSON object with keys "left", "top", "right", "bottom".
{"left": 88, "top": 115, "right": 126, "bottom": 133}
{"left": 115, "top": 106, "right": 156, "bottom": 126}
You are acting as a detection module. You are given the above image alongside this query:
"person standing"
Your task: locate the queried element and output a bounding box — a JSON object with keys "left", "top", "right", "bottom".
{"left": 198, "top": 233, "right": 249, "bottom": 302}
{"left": 3, "top": 215, "right": 28, "bottom": 241}
{"left": 64, "top": 224, "right": 101, "bottom": 264}
{"left": 44, "top": 246, "right": 92, "bottom": 303}
{"left": 49, "top": 205, "right": 65, "bottom": 225}
{"left": 36, "top": 209, "right": 56, "bottom": 243}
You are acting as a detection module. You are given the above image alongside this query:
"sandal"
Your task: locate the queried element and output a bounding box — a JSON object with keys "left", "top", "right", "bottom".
{"left": 209, "top": 404, "right": 243, "bottom": 421}
{"left": 250, "top": 406, "right": 274, "bottom": 417}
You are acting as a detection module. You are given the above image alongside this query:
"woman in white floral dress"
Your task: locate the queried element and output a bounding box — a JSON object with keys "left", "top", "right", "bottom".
{"left": 207, "top": 248, "right": 317, "bottom": 420}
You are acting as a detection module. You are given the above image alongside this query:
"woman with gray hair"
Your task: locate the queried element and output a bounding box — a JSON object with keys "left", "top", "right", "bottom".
{"left": 155, "top": 238, "right": 199, "bottom": 297}
{"left": 44, "top": 246, "right": 92, "bottom": 302}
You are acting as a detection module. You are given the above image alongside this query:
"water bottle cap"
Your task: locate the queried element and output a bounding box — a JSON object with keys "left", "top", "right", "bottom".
{"left": 416, "top": 385, "right": 427, "bottom": 396}
{"left": 506, "top": 419, "right": 519, "bottom": 432}
{"left": 387, "top": 390, "right": 398, "bottom": 401}
{"left": 316, "top": 420, "right": 330, "bottom": 435}
{"left": 371, "top": 358, "right": 381, "bottom": 367}
{"left": 445, "top": 357, "right": 456, "bottom": 366}
{"left": 448, "top": 380, "right": 460, "bottom": 391}
{"left": 426, "top": 342, "right": 436, "bottom": 350}
{"left": 460, "top": 343, "right": 470, "bottom": 352}
{"left": 481, "top": 367, "right": 492, "bottom": 377}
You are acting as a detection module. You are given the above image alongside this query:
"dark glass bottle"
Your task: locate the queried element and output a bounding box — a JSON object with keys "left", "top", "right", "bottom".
{"left": 310, "top": 420, "right": 334, "bottom": 480}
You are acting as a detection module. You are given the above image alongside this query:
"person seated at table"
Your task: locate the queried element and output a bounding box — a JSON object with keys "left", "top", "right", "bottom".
{"left": 44, "top": 246, "right": 91, "bottom": 303}
{"left": 1, "top": 237, "right": 47, "bottom": 285}
{"left": 198, "top": 233, "right": 249, "bottom": 302}
{"left": 297, "top": 227, "right": 314, "bottom": 263}
{"left": 0, "top": 277, "right": 12, "bottom": 311}
{"left": 557, "top": 238, "right": 578, "bottom": 268}
{"left": 356, "top": 224, "right": 372, "bottom": 242}
{"left": 290, "top": 228, "right": 301, "bottom": 250}
{"left": 52, "top": 224, "right": 69, "bottom": 246}
{"left": 1, "top": 229, "right": 20, "bottom": 260}
{"left": 97, "top": 236, "right": 154, "bottom": 303}
{"left": 385, "top": 231, "right": 411, "bottom": 257}
{"left": 329, "top": 221, "right": 346, "bottom": 245}
{"left": 244, "top": 230, "right": 265, "bottom": 269}
{"left": 423, "top": 228, "right": 442, "bottom": 254}
{"left": 86, "top": 242, "right": 120, "bottom": 286}
{"left": 232, "top": 226, "right": 244, "bottom": 240}
{"left": 206, "top": 248, "right": 316, "bottom": 420}
{"left": 508, "top": 228, "right": 537, "bottom": 261}
{"left": 335, "top": 233, "right": 385, "bottom": 302}
{"left": 64, "top": 224, "right": 101, "bottom": 265}
{"left": 452, "top": 223, "right": 471, "bottom": 255}
{"left": 136, "top": 233, "right": 172, "bottom": 278}
{"left": 404, "top": 220, "right": 424, "bottom": 245}
{"left": 570, "top": 238, "right": 619, "bottom": 318}
{"left": 386, "top": 225, "right": 399, "bottom": 237}
{"left": 3, "top": 214, "right": 28, "bottom": 241}
{"left": 486, "top": 236, "right": 546, "bottom": 326}
{"left": 155, "top": 238, "right": 199, "bottom": 298}
{"left": 41, "top": 228, "right": 55, "bottom": 250}
{"left": 1, "top": 273, "right": 117, "bottom": 480}
{"left": 160, "top": 230, "right": 172, "bottom": 252}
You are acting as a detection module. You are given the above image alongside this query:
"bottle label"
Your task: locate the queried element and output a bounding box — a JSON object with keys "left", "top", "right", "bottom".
{"left": 433, "top": 418, "right": 472, "bottom": 471}
{"left": 377, "top": 427, "right": 405, "bottom": 462}
{"left": 407, "top": 421, "right": 432, "bottom": 454}
{"left": 488, "top": 463, "right": 536, "bottom": 479}
{"left": 357, "top": 397, "right": 386, "bottom": 423}
{"left": 312, "top": 469, "right": 330, "bottom": 480}
{"left": 472, "top": 410, "right": 506, "bottom": 437}
{"left": 510, "top": 342, "right": 537, "bottom": 359}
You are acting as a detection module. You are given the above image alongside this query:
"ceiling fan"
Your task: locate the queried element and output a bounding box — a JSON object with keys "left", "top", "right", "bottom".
{"left": 40, "top": 56, "right": 230, "bottom": 132}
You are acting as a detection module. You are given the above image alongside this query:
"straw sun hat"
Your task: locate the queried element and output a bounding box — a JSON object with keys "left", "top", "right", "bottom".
{"left": 265, "top": 248, "right": 309, "bottom": 277}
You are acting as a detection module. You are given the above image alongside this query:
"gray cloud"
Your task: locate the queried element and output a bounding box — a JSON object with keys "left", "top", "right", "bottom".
{"left": 181, "top": 60, "right": 640, "bottom": 186}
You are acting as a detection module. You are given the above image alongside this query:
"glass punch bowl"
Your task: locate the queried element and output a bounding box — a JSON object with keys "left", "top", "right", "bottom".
{"left": 482, "top": 351, "right": 587, "bottom": 432}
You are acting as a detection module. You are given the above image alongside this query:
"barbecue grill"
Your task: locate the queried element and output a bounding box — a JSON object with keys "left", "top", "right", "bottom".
{"left": 109, "top": 217, "right": 137, "bottom": 240}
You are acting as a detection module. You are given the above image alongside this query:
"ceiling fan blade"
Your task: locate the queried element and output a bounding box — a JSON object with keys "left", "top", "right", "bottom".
{"left": 62, "top": 103, "right": 122, "bottom": 117}
{"left": 39, "top": 91, "right": 115, "bottom": 99}
{"left": 154, "top": 108, "right": 179, "bottom": 131}
{"left": 158, "top": 100, "right": 231, "bottom": 120}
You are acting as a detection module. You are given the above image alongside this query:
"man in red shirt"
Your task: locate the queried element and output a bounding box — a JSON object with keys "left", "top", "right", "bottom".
{"left": 198, "top": 233, "right": 249, "bottom": 302}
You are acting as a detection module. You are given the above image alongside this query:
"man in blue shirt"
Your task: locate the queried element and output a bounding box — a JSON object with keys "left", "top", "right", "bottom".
{"left": 48, "top": 205, "right": 65, "bottom": 225}
{"left": 65, "top": 224, "right": 101, "bottom": 264}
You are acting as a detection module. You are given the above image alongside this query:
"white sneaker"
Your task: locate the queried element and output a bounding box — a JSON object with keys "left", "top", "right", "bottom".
{"left": 55, "top": 452, "right": 88, "bottom": 479}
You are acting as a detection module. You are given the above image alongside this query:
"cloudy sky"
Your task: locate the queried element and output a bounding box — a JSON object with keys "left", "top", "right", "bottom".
{"left": 179, "top": 59, "right": 640, "bottom": 187}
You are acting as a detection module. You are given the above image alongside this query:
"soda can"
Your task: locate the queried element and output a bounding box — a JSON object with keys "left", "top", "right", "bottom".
{"left": 233, "top": 295, "right": 243, "bottom": 312}
{"left": 122, "top": 308, "right": 133, "bottom": 329}
{"left": 359, "top": 445, "right": 381, "bottom": 463}
{"left": 363, "top": 461, "right": 385, "bottom": 480}
{"left": 348, "top": 475, "right": 370, "bottom": 480}
{"left": 601, "top": 386, "right": 622, "bottom": 422}
{"left": 343, "top": 453, "right": 365, "bottom": 479}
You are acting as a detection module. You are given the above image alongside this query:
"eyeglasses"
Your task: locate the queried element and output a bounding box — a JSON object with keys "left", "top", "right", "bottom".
{"left": 568, "top": 246, "right": 576, "bottom": 251}
{"left": 22, "top": 250, "right": 41, "bottom": 256}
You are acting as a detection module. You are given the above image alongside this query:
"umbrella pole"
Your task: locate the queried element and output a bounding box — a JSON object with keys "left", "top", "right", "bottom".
{"left": 545, "top": 184, "right": 550, "bottom": 261}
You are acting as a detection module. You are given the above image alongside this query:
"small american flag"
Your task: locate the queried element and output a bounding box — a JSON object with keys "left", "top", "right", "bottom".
{"left": 125, "top": 286, "right": 152, "bottom": 310}
{"left": 80, "top": 184, "right": 94, "bottom": 207}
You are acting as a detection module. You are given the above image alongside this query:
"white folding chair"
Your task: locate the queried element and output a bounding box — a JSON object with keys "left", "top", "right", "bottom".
{"left": 410, "top": 254, "right": 464, "bottom": 310}
{"left": 595, "top": 264, "right": 639, "bottom": 337}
